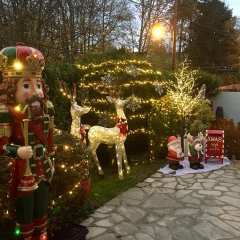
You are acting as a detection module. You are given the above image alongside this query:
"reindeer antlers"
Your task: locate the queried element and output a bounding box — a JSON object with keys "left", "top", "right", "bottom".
{"left": 187, "top": 133, "right": 194, "bottom": 145}
{"left": 58, "top": 79, "right": 76, "bottom": 104}
{"left": 197, "top": 132, "right": 204, "bottom": 142}
{"left": 187, "top": 132, "right": 204, "bottom": 145}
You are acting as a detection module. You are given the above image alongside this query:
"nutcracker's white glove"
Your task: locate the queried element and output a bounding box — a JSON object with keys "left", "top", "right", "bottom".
{"left": 17, "top": 146, "right": 33, "bottom": 159}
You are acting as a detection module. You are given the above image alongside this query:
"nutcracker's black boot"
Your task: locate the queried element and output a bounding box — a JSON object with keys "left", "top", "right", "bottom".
{"left": 190, "top": 162, "right": 198, "bottom": 170}
{"left": 198, "top": 163, "right": 204, "bottom": 169}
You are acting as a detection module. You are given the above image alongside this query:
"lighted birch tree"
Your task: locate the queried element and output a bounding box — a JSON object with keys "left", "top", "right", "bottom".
{"left": 165, "top": 58, "right": 199, "bottom": 139}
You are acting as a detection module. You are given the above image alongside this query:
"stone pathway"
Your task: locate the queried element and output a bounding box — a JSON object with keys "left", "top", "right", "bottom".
{"left": 80, "top": 160, "right": 240, "bottom": 240}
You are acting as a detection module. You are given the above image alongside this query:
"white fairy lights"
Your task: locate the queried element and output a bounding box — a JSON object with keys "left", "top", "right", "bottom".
{"left": 88, "top": 96, "right": 130, "bottom": 179}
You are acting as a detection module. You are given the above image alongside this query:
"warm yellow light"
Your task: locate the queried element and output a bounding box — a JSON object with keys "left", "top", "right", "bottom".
{"left": 15, "top": 106, "right": 20, "bottom": 111}
{"left": 152, "top": 25, "right": 164, "bottom": 39}
{"left": 14, "top": 61, "right": 22, "bottom": 70}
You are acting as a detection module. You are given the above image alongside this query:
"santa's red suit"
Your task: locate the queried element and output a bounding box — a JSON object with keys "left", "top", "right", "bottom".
{"left": 166, "top": 149, "right": 184, "bottom": 162}
{"left": 166, "top": 136, "right": 185, "bottom": 170}
{"left": 166, "top": 136, "right": 184, "bottom": 162}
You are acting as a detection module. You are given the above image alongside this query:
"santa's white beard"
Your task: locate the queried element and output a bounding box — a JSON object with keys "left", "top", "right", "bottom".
{"left": 169, "top": 145, "right": 182, "bottom": 154}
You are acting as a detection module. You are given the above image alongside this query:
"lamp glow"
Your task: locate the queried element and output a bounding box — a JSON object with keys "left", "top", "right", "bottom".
{"left": 33, "top": 52, "right": 38, "bottom": 58}
{"left": 152, "top": 25, "right": 164, "bottom": 39}
{"left": 13, "top": 61, "right": 22, "bottom": 70}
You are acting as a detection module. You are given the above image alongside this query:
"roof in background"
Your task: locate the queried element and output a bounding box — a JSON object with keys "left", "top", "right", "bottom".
{"left": 219, "top": 84, "right": 240, "bottom": 92}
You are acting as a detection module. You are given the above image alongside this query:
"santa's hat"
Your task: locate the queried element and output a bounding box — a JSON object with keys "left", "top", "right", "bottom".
{"left": 167, "top": 136, "right": 181, "bottom": 148}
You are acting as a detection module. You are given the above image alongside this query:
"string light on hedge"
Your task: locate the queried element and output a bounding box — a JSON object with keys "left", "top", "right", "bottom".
{"left": 76, "top": 58, "right": 167, "bottom": 163}
{"left": 76, "top": 59, "right": 152, "bottom": 70}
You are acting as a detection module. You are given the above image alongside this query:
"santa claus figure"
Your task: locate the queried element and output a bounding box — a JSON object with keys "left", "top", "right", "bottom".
{"left": 166, "top": 136, "right": 184, "bottom": 170}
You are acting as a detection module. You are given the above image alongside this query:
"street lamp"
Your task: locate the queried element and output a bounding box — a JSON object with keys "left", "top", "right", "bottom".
{"left": 172, "top": 0, "right": 178, "bottom": 71}
{"left": 152, "top": 24, "right": 165, "bottom": 39}
{"left": 152, "top": 0, "right": 178, "bottom": 71}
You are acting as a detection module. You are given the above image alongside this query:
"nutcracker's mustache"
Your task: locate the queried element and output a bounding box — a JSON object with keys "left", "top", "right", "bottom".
{"left": 25, "top": 95, "right": 43, "bottom": 104}
{"left": 25, "top": 95, "right": 44, "bottom": 121}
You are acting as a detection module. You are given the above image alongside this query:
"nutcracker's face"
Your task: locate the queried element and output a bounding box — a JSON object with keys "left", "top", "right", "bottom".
{"left": 15, "top": 77, "right": 44, "bottom": 105}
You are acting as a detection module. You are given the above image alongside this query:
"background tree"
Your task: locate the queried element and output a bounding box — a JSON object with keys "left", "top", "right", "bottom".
{"left": 185, "top": 0, "right": 237, "bottom": 70}
{"left": 0, "top": 0, "right": 136, "bottom": 62}
{"left": 132, "top": 0, "right": 173, "bottom": 55}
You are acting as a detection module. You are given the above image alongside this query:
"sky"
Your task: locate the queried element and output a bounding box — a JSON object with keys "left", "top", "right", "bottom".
{"left": 224, "top": 0, "right": 240, "bottom": 17}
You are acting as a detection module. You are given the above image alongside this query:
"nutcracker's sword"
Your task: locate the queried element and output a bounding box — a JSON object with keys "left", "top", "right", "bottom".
{"left": 18, "top": 119, "right": 38, "bottom": 191}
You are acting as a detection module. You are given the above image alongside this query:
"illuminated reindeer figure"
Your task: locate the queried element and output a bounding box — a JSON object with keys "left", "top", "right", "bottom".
{"left": 88, "top": 78, "right": 130, "bottom": 179}
{"left": 59, "top": 81, "right": 90, "bottom": 141}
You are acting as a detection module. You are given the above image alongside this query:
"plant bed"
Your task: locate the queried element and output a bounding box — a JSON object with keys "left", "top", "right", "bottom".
{"left": 49, "top": 223, "right": 88, "bottom": 240}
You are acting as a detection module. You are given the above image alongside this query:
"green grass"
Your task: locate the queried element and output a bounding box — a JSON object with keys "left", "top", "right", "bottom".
{"left": 75, "top": 160, "right": 167, "bottom": 222}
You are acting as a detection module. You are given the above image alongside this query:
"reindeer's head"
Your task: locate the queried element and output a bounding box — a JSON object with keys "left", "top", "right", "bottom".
{"left": 71, "top": 100, "right": 91, "bottom": 118}
{"left": 187, "top": 132, "right": 203, "bottom": 152}
{"left": 106, "top": 96, "right": 129, "bottom": 109}
{"left": 58, "top": 80, "right": 91, "bottom": 118}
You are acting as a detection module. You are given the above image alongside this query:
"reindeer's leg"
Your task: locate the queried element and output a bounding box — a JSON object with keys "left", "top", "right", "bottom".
{"left": 115, "top": 142, "right": 123, "bottom": 179}
{"left": 90, "top": 142, "right": 104, "bottom": 178}
{"left": 122, "top": 144, "right": 130, "bottom": 174}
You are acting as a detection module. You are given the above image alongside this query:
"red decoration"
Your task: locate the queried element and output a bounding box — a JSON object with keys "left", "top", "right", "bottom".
{"left": 80, "top": 125, "right": 86, "bottom": 147}
{"left": 116, "top": 118, "right": 129, "bottom": 136}
{"left": 76, "top": 180, "right": 91, "bottom": 201}
{"left": 205, "top": 130, "right": 224, "bottom": 164}
{"left": 33, "top": 52, "right": 38, "bottom": 58}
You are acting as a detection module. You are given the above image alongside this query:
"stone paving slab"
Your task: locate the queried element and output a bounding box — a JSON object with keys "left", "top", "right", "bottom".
{"left": 80, "top": 160, "right": 240, "bottom": 240}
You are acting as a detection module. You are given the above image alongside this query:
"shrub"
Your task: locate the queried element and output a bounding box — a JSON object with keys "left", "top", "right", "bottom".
{"left": 48, "top": 130, "right": 92, "bottom": 231}
{"left": 188, "top": 99, "right": 216, "bottom": 135}
{"left": 149, "top": 95, "right": 181, "bottom": 160}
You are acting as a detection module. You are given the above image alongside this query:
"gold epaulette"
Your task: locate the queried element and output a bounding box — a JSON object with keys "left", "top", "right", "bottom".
{"left": 0, "top": 104, "right": 12, "bottom": 137}
{"left": 44, "top": 101, "right": 55, "bottom": 117}
{"left": 45, "top": 101, "right": 54, "bottom": 108}
{"left": 0, "top": 103, "right": 9, "bottom": 113}
{"left": 0, "top": 123, "right": 12, "bottom": 137}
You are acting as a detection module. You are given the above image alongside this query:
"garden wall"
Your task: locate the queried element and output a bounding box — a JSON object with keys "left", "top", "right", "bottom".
{"left": 211, "top": 92, "right": 240, "bottom": 125}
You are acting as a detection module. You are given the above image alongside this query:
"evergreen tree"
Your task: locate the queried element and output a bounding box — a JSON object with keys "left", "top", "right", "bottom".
{"left": 185, "top": 0, "right": 237, "bottom": 70}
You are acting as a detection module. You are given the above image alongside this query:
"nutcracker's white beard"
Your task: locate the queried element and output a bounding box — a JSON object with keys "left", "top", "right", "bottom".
{"left": 169, "top": 144, "right": 182, "bottom": 154}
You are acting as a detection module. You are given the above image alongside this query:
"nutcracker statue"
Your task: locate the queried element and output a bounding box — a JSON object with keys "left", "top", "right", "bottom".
{"left": 0, "top": 42, "right": 55, "bottom": 240}
{"left": 166, "top": 136, "right": 184, "bottom": 170}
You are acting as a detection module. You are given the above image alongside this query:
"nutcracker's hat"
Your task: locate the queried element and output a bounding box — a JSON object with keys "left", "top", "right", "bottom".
{"left": 0, "top": 42, "right": 44, "bottom": 79}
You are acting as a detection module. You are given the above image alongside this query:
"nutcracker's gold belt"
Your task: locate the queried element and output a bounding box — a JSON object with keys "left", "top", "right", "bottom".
{"left": 32, "top": 144, "right": 44, "bottom": 160}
